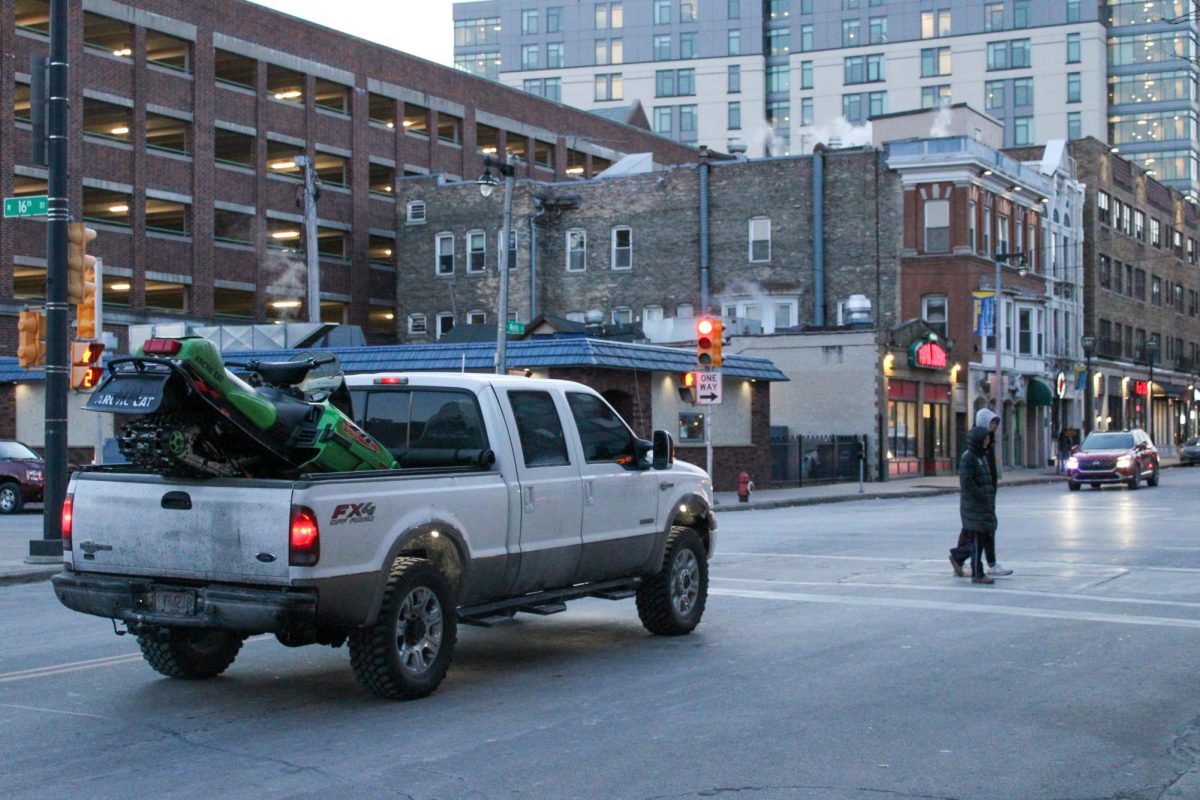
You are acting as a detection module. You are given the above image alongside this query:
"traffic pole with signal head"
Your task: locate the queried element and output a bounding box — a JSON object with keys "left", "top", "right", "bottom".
{"left": 696, "top": 316, "right": 724, "bottom": 369}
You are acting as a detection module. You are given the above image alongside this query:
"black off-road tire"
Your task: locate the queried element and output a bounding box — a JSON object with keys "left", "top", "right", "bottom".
{"left": 636, "top": 527, "right": 708, "bottom": 636}
{"left": 349, "top": 558, "right": 457, "bottom": 700}
{"left": 136, "top": 628, "right": 244, "bottom": 679}
{"left": 0, "top": 483, "right": 23, "bottom": 514}
{"left": 1147, "top": 466, "right": 1160, "bottom": 487}
{"left": 1067, "top": 480, "right": 1080, "bottom": 492}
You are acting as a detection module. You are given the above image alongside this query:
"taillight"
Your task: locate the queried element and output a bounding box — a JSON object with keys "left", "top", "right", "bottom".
{"left": 62, "top": 494, "right": 73, "bottom": 550}
{"left": 289, "top": 505, "right": 319, "bottom": 566}
{"left": 142, "top": 338, "right": 182, "bottom": 356}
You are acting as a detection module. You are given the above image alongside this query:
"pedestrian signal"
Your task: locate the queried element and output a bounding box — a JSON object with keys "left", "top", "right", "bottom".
{"left": 70, "top": 341, "right": 105, "bottom": 391}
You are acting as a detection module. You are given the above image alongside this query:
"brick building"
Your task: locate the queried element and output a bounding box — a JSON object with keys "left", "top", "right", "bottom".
{"left": 1061, "top": 137, "right": 1200, "bottom": 448}
{"left": 1, "top": 0, "right": 696, "bottom": 356}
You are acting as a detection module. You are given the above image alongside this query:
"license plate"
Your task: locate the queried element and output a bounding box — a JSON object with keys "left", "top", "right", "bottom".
{"left": 154, "top": 589, "right": 196, "bottom": 616}
{"left": 85, "top": 371, "right": 169, "bottom": 413}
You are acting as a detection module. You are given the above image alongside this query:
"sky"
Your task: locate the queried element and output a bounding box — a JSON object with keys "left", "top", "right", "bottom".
{"left": 247, "top": 1, "right": 455, "bottom": 66}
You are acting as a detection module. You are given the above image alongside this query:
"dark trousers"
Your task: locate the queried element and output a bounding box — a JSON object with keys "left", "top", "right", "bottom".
{"left": 953, "top": 527, "right": 995, "bottom": 567}
{"left": 951, "top": 530, "right": 993, "bottom": 577}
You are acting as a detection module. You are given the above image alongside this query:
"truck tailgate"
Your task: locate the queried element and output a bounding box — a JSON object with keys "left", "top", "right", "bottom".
{"left": 67, "top": 472, "right": 294, "bottom": 583}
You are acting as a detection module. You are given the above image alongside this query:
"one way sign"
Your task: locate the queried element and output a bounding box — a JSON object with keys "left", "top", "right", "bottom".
{"left": 696, "top": 370, "right": 722, "bottom": 405}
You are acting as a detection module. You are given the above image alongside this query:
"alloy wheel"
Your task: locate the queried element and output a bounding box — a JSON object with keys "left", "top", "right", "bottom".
{"left": 395, "top": 586, "right": 443, "bottom": 677}
{"left": 670, "top": 548, "right": 700, "bottom": 616}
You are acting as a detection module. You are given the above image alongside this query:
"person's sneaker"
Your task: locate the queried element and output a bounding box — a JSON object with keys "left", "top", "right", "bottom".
{"left": 972, "top": 575, "right": 995, "bottom": 585}
{"left": 989, "top": 563, "right": 1014, "bottom": 577}
{"left": 949, "top": 555, "right": 964, "bottom": 577}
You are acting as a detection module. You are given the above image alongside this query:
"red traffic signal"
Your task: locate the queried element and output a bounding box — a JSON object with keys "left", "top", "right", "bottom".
{"left": 696, "top": 317, "right": 723, "bottom": 368}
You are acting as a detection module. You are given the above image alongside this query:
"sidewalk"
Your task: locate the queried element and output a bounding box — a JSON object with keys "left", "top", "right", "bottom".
{"left": 0, "top": 460, "right": 1182, "bottom": 587}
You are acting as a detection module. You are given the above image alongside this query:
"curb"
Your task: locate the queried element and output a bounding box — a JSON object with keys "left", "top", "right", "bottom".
{"left": 0, "top": 567, "right": 59, "bottom": 587}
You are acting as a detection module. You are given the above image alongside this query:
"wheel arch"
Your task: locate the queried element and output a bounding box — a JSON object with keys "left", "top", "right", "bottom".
{"left": 363, "top": 521, "right": 469, "bottom": 626}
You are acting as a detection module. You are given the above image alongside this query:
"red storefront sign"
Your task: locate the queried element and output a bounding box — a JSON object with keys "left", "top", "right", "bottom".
{"left": 908, "top": 337, "right": 948, "bottom": 369}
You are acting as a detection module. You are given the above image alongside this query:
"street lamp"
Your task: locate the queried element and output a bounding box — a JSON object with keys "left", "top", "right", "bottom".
{"left": 1145, "top": 338, "right": 1159, "bottom": 439}
{"left": 1080, "top": 333, "right": 1096, "bottom": 435}
{"left": 477, "top": 156, "right": 515, "bottom": 375}
{"left": 991, "top": 250, "right": 1027, "bottom": 467}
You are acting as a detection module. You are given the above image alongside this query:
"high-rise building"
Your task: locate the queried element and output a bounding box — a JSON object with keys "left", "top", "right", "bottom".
{"left": 454, "top": 0, "right": 1199, "bottom": 192}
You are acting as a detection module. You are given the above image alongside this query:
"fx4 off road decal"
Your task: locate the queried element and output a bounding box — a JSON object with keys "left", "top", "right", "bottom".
{"left": 330, "top": 502, "right": 377, "bottom": 525}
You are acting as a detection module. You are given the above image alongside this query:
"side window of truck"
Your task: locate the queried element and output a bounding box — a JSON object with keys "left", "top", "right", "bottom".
{"left": 508, "top": 390, "right": 570, "bottom": 467}
{"left": 566, "top": 391, "right": 638, "bottom": 466}
{"left": 357, "top": 389, "right": 489, "bottom": 467}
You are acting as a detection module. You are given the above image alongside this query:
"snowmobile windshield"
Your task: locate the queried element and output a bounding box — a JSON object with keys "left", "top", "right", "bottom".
{"left": 293, "top": 351, "right": 344, "bottom": 395}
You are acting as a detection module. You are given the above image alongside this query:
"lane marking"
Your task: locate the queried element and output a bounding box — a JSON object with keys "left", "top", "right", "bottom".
{"left": 0, "top": 634, "right": 272, "bottom": 685}
{"left": 712, "top": 576, "right": 1200, "bottom": 611}
{"left": 710, "top": 587, "right": 1200, "bottom": 629}
{"left": 717, "top": 551, "right": 1200, "bottom": 574}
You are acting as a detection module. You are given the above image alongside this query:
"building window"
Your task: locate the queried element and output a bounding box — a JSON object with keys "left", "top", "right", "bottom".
{"left": 547, "top": 43, "right": 564, "bottom": 68}
{"left": 768, "top": 64, "right": 790, "bottom": 93}
{"left": 749, "top": 217, "right": 771, "bottom": 261}
{"left": 921, "top": 47, "right": 950, "bottom": 77}
{"left": 922, "top": 85, "right": 951, "bottom": 109}
{"left": 800, "top": 24, "right": 813, "bottom": 51}
{"left": 728, "top": 28, "right": 741, "bottom": 55}
{"left": 522, "top": 8, "right": 539, "bottom": 34}
{"left": 869, "top": 16, "right": 887, "bottom": 44}
{"left": 768, "top": 28, "right": 789, "bottom": 55}
{"left": 547, "top": 6, "right": 561, "bottom": 32}
{"left": 728, "top": 101, "right": 741, "bottom": 129}
{"left": 842, "top": 93, "right": 864, "bottom": 123}
{"left": 801, "top": 61, "right": 813, "bottom": 89}
{"left": 654, "top": 0, "right": 670, "bottom": 24}
{"left": 654, "top": 106, "right": 672, "bottom": 134}
{"left": 1066, "top": 112, "right": 1082, "bottom": 139}
{"left": 594, "top": 73, "right": 622, "bottom": 101}
{"left": 842, "top": 19, "right": 859, "bottom": 47}
{"left": 922, "top": 295, "right": 947, "bottom": 338}
{"left": 801, "top": 97, "right": 813, "bottom": 125}
{"left": 728, "top": 0, "right": 740, "bottom": 17}
{"left": 611, "top": 225, "right": 632, "bottom": 269}
{"left": 1135, "top": 269, "right": 1146, "bottom": 300}
{"left": 466, "top": 230, "right": 486, "bottom": 273}
{"left": 654, "top": 34, "right": 671, "bottom": 60}
{"left": 924, "top": 199, "right": 949, "bottom": 252}
{"left": 984, "top": 2, "right": 1004, "bottom": 31}
{"left": 1152, "top": 275, "right": 1162, "bottom": 305}
{"left": 1013, "top": 116, "right": 1033, "bottom": 145}
{"left": 1135, "top": 210, "right": 1145, "bottom": 240}
{"left": 680, "top": 32, "right": 697, "bottom": 59}
{"left": 522, "top": 45, "right": 538, "bottom": 70}
{"left": 680, "top": 104, "right": 697, "bottom": 133}
{"left": 435, "top": 233, "right": 454, "bottom": 275}
{"left": 728, "top": 64, "right": 741, "bottom": 93}
{"left": 1012, "top": 77, "right": 1032, "bottom": 107}
{"left": 567, "top": 229, "right": 587, "bottom": 271}
{"left": 868, "top": 91, "right": 887, "bottom": 117}
{"left": 455, "top": 17, "right": 501, "bottom": 46}
{"left": 436, "top": 313, "right": 454, "bottom": 339}
{"left": 921, "top": 9, "right": 951, "bottom": 38}
{"left": 1066, "top": 72, "right": 1081, "bottom": 103}
{"left": 1067, "top": 33, "right": 1080, "bottom": 63}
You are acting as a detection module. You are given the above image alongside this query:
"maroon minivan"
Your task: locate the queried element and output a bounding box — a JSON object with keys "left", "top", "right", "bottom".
{"left": 0, "top": 441, "right": 45, "bottom": 513}
{"left": 1066, "top": 429, "right": 1159, "bottom": 491}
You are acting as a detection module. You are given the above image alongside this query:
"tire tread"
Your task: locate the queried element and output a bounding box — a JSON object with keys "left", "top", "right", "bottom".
{"left": 636, "top": 527, "right": 708, "bottom": 636}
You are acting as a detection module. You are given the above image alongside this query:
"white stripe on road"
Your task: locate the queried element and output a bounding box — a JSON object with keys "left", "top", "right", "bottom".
{"left": 717, "top": 551, "right": 1200, "bottom": 574}
{"left": 713, "top": 576, "right": 1200, "bottom": 611}
{"left": 0, "top": 635, "right": 272, "bottom": 685}
{"left": 710, "top": 587, "right": 1200, "bottom": 629}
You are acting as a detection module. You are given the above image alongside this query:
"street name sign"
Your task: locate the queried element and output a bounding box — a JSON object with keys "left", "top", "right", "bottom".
{"left": 4, "top": 195, "right": 49, "bottom": 218}
{"left": 696, "top": 370, "right": 722, "bottom": 404}
{"left": 506, "top": 321, "right": 526, "bottom": 335}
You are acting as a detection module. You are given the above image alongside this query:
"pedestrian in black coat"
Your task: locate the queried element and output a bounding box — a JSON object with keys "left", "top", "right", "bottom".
{"left": 950, "top": 407, "right": 1013, "bottom": 577}
{"left": 950, "top": 424, "right": 997, "bottom": 584}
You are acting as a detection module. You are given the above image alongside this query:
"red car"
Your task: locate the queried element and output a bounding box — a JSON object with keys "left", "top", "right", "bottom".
{"left": 0, "top": 441, "right": 45, "bottom": 513}
{"left": 1066, "top": 429, "right": 1159, "bottom": 491}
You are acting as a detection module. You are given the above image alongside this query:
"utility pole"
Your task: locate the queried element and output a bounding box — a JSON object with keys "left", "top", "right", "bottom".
{"left": 295, "top": 155, "right": 320, "bottom": 324}
{"left": 477, "top": 156, "right": 515, "bottom": 375}
{"left": 992, "top": 250, "right": 1026, "bottom": 473}
{"left": 31, "top": 0, "right": 70, "bottom": 560}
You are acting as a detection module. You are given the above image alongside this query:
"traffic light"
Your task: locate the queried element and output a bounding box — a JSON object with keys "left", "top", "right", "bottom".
{"left": 678, "top": 371, "right": 696, "bottom": 403}
{"left": 76, "top": 264, "right": 97, "bottom": 339}
{"left": 17, "top": 310, "right": 46, "bottom": 367}
{"left": 696, "top": 316, "right": 723, "bottom": 369}
{"left": 70, "top": 341, "right": 105, "bottom": 391}
{"left": 67, "top": 223, "right": 97, "bottom": 305}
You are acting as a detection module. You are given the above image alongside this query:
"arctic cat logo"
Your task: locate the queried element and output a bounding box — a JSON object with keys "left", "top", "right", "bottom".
{"left": 330, "top": 502, "right": 377, "bottom": 525}
{"left": 340, "top": 420, "right": 382, "bottom": 454}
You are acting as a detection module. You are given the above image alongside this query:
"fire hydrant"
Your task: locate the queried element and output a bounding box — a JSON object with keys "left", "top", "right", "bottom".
{"left": 737, "top": 471, "right": 754, "bottom": 503}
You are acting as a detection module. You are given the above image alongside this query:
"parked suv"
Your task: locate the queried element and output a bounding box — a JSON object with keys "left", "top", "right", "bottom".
{"left": 1066, "top": 429, "right": 1159, "bottom": 491}
{"left": 0, "top": 441, "right": 44, "bottom": 513}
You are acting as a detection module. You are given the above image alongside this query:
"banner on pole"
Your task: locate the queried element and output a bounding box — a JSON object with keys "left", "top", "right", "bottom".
{"left": 972, "top": 291, "right": 995, "bottom": 337}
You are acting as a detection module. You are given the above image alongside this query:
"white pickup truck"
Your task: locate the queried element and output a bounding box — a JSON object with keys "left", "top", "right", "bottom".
{"left": 52, "top": 373, "right": 715, "bottom": 700}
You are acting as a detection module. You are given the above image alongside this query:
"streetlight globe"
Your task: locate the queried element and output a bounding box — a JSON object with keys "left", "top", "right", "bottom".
{"left": 477, "top": 171, "right": 499, "bottom": 198}
{"left": 1080, "top": 334, "right": 1096, "bottom": 355}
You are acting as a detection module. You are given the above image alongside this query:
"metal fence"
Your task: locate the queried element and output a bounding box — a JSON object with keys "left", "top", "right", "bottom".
{"left": 770, "top": 430, "right": 867, "bottom": 485}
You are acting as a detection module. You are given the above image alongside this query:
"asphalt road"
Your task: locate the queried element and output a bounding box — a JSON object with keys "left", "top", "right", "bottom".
{"left": 2, "top": 470, "right": 1200, "bottom": 800}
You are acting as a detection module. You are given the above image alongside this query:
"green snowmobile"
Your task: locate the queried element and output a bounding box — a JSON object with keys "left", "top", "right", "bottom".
{"left": 86, "top": 337, "right": 396, "bottom": 478}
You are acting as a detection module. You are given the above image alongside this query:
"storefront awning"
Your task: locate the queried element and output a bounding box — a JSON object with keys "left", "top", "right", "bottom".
{"left": 1028, "top": 378, "right": 1054, "bottom": 407}
{"left": 1155, "top": 381, "right": 1186, "bottom": 398}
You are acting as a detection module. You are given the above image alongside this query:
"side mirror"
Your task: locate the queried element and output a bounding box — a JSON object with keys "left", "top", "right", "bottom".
{"left": 634, "top": 438, "right": 654, "bottom": 468}
{"left": 652, "top": 429, "right": 674, "bottom": 470}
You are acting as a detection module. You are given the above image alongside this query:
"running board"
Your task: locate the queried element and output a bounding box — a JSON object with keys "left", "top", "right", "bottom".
{"left": 458, "top": 577, "right": 642, "bottom": 627}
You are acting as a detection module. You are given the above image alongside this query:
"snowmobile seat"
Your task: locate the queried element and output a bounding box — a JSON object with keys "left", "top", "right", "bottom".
{"left": 255, "top": 386, "right": 318, "bottom": 430}
{"left": 250, "top": 360, "right": 315, "bottom": 388}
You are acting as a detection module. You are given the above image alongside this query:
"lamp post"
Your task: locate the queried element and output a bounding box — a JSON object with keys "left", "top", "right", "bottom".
{"left": 1145, "top": 339, "right": 1159, "bottom": 439}
{"left": 477, "top": 156, "right": 515, "bottom": 375}
{"left": 992, "top": 250, "right": 1027, "bottom": 468}
{"left": 1080, "top": 334, "right": 1096, "bottom": 435}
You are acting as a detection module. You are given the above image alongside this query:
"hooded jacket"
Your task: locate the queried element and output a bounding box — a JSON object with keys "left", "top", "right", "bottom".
{"left": 974, "top": 407, "right": 1000, "bottom": 490}
{"left": 959, "top": 424, "right": 997, "bottom": 533}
